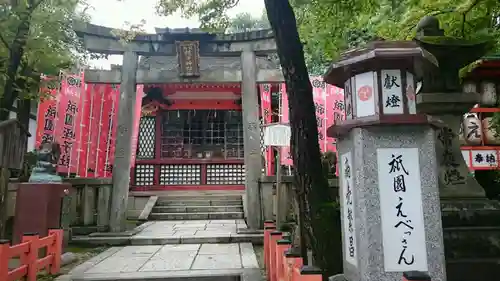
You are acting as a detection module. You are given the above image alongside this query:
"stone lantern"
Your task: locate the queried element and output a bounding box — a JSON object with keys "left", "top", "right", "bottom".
{"left": 325, "top": 41, "right": 446, "bottom": 281}
{"left": 325, "top": 41, "right": 439, "bottom": 137}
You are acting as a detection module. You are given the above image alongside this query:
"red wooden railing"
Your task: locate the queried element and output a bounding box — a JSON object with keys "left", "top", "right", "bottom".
{"left": 264, "top": 221, "right": 322, "bottom": 281}
{"left": 263, "top": 220, "right": 432, "bottom": 281}
{"left": 0, "top": 229, "right": 63, "bottom": 281}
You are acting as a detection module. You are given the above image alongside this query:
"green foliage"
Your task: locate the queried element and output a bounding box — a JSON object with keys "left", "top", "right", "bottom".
{"left": 156, "top": 0, "right": 240, "bottom": 31}
{"left": 152, "top": 0, "right": 500, "bottom": 73}
{"left": 0, "top": 0, "right": 89, "bottom": 102}
{"left": 321, "top": 151, "right": 337, "bottom": 179}
{"left": 293, "top": 0, "right": 500, "bottom": 72}
{"left": 475, "top": 170, "right": 500, "bottom": 200}
{"left": 226, "top": 10, "right": 270, "bottom": 33}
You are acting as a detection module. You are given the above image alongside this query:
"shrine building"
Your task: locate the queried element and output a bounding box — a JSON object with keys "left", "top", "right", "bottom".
{"left": 77, "top": 23, "right": 284, "bottom": 224}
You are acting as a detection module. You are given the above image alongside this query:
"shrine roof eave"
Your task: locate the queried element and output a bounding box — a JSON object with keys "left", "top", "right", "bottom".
{"left": 74, "top": 23, "right": 274, "bottom": 45}
{"left": 464, "top": 54, "right": 500, "bottom": 80}
{"left": 323, "top": 41, "right": 437, "bottom": 87}
{"left": 83, "top": 68, "right": 285, "bottom": 84}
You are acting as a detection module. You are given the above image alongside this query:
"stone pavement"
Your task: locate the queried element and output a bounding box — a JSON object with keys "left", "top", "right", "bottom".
{"left": 130, "top": 219, "right": 261, "bottom": 245}
{"left": 68, "top": 243, "right": 261, "bottom": 281}
{"left": 62, "top": 220, "right": 263, "bottom": 281}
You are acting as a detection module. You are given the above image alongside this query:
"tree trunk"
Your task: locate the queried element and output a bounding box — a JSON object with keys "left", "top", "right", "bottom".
{"left": 15, "top": 66, "right": 37, "bottom": 130}
{"left": 0, "top": 167, "right": 11, "bottom": 239}
{"left": 264, "top": 0, "right": 343, "bottom": 278}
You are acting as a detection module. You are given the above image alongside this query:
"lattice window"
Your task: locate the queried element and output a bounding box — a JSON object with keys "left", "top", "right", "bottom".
{"left": 159, "top": 164, "right": 202, "bottom": 185}
{"left": 137, "top": 117, "right": 156, "bottom": 159}
{"left": 134, "top": 165, "right": 155, "bottom": 186}
{"left": 161, "top": 110, "right": 243, "bottom": 159}
{"left": 225, "top": 111, "right": 244, "bottom": 159}
{"left": 206, "top": 111, "right": 225, "bottom": 145}
{"left": 206, "top": 164, "right": 245, "bottom": 185}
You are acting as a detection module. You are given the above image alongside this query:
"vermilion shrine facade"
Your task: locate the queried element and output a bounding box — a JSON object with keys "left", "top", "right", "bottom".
{"left": 75, "top": 25, "right": 286, "bottom": 194}
{"left": 131, "top": 82, "right": 279, "bottom": 191}
{"left": 72, "top": 24, "right": 289, "bottom": 228}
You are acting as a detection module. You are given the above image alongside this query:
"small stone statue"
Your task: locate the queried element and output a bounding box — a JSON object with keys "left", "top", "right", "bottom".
{"left": 29, "top": 141, "right": 63, "bottom": 183}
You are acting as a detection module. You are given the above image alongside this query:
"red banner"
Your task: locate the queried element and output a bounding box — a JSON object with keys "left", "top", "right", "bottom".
{"left": 279, "top": 78, "right": 344, "bottom": 166}
{"left": 35, "top": 73, "right": 84, "bottom": 175}
{"left": 35, "top": 76, "right": 59, "bottom": 148}
{"left": 57, "top": 73, "right": 84, "bottom": 174}
{"left": 77, "top": 83, "right": 91, "bottom": 177}
{"left": 312, "top": 77, "right": 327, "bottom": 152}
{"left": 280, "top": 84, "right": 293, "bottom": 166}
{"left": 36, "top": 76, "right": 143, "bottom": 178}
{"left": 104, "top": 84, "right": 120, "bottom": 177}
{"left": 86, "top": 84, "right": 104, "bottom": 177}
{"left": 75, "top": 83, "right": 142, "bottom": 177}
{"left": 325, "top": 84, "right": 345, "bottom": 153}
{"left": 259, "top": 84, "right": 273, "bottom": 175}
{"left": 94, "top": 84, "right": 111, "bottom": 177}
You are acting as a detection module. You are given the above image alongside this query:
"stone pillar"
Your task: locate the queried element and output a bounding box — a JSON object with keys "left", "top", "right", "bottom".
{"left": 413, "top": 17, "right": 500, "bottom": 279}
{"left": 335, "top": 127, "right": 446, "bottom": 281}
{"left": 241, "top": 49, "right": 263, "bottom": 229}
{"left": 109, "top": 50, "right": 138, "bottom": 232}
{"left": 411, "top": 16, "right": 491, "bottom": 199}
{"left": 325, "top": 42, "right": 447, "bottom": 281}
{"left": 417, "top": 93, "right": 485, "bottom": 198}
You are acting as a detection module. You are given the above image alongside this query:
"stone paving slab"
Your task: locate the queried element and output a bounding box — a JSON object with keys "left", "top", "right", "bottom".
{"left": 129, "top": 219, "right": 249, "bottom": 245}
{"left": 69, "top": 268, "right": 262, "bottom": 281}
{"left": 69, "top": 243, "right": 260, "bottom": 281}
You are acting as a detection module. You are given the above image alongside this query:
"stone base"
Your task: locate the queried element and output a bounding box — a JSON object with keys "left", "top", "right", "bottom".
{"left": 441, "top": 197, "right": 500, "bottom": 281}
{"left": 13, "top": 182, "right": 72, "bottom": 243}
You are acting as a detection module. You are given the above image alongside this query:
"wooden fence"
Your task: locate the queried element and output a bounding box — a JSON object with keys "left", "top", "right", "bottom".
{"left": 0, "top": 229, "right": 63, "bottom": 281}
{"left": 66, "top": 178, "right": 112, "bottom": 229}
{"left": 263, "top": 221, "right": 432, "bottom": 281}
{"left": 0, "top": 119, "right": 30, "bottom": 239}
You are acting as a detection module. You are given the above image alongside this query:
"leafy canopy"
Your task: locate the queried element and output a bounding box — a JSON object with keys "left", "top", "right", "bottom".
{"left": 0, "top": 0, "right": 89, "bottom": 100}
{"left": 226, "top": 10, "right": 270, "bottom": 33}
{"left": 294, "top": 0, "right": 500, "bottom": 73}
{"left": 154, "top": 0, "right": 500, "bottom": 74}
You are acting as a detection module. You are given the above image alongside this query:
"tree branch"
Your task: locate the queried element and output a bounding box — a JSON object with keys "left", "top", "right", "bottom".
{"left": 461, "top": 12, "right": 466, "bottom": 37}
{"left": 28, "top": 0, "right": 46, "bottom": 12}
{"left": 0, "top": 33, "right": 10, "bottom": 50}
{"left": 460, "top": 0, "right": 481, "bottom": 37}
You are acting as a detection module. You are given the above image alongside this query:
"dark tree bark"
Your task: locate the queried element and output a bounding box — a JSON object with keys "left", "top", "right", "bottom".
{"left": 264, "top": 0, "right": 343, "bottom": 278}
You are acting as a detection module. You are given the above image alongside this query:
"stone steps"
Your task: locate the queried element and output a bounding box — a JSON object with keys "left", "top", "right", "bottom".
{"left": 155, "top": 199, "right": 243, "bottom": 207}
{"left": 150, "top": 194, "right": 245, "bottom": 221}
{"left": 157, "top": 194, "right": 242, "bottom": 200}
{"left": 153, "top": 205, "right": 244, "bottom": 213}
{"left": 150, "top": 211, "right": 244, "bottom": 220}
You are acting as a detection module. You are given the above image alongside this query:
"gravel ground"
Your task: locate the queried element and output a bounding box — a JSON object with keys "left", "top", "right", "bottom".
{"left": 37, "top": 247, "right": 107, "bottom": 281}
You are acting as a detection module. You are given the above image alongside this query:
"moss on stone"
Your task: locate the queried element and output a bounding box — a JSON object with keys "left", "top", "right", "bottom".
{"left": 417, "top": 35, "right": 491, "bottom": 46}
